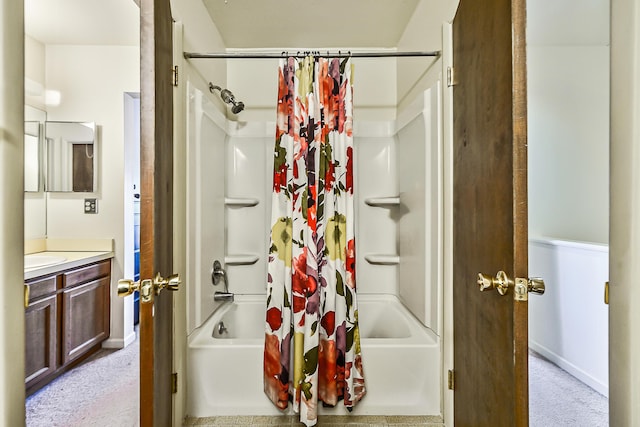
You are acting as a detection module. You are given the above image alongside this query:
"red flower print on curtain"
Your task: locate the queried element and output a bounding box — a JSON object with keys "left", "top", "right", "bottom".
{"left": 264, "top": 56, "right": 366, "bottom": 427}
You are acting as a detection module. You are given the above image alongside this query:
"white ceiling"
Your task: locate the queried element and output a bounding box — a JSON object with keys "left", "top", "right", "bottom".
{"left": 202, "top": 0, "right": 420, "bottom": 49}
{"left": 24, "top": 0, "right": 139, "bottom": 46}
{"left": 24, "top": 0, "right": 425, "bottom": 50}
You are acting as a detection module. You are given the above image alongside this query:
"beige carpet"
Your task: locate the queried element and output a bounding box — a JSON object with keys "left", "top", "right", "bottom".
{"left": 26, "top": 337, "right": 139, "bottom": 427}
{"left": 530, "top": 350, "right": 608, "bottom": 426}
{"left": 25, "top": 340, "right": 607, "bottom": 426}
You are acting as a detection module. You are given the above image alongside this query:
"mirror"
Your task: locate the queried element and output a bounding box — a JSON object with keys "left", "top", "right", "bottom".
{"left": 25, "top": 105, "right": 47, "bottom": 240}
{"left": 24, "top": 121, "right": 41, "bottom": 192}
{"left": 45, "top": 121, "right": 97, "bottom": 192}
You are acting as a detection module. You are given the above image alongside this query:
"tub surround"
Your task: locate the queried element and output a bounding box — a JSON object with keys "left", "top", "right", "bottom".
{"left": 185, "top": 80, "right": 444, "bottom": 419}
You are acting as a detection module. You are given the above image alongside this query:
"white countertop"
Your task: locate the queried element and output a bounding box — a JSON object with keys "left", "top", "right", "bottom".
{"left": 24, "top": 251, "right": 114, "bottom": 281}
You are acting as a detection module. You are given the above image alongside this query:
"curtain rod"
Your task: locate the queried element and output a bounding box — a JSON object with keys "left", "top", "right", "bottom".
{"left": 183, "top": 50, "right": 440, "bottom": 59}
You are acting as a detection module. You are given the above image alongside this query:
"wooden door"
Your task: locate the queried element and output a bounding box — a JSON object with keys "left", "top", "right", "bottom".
{"left": 452, "top": 0, "right": 529, "bottom": 426}
{"left": 139, "top": 0, "right": 175, "bottom": 425}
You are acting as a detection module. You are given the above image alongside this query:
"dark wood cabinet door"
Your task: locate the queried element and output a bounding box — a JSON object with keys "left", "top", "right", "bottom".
{"left": 62, "top": 276, "right": 110, "bottom": 365}
{"left": 25, "top": 294, "right": 58, "bottom": 391}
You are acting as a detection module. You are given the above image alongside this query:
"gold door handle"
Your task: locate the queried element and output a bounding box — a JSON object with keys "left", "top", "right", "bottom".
{"left": 118, "top": 273, "right": 180, "bottom": 304}
{"left": 477, "top": 270, "right": 512, "bottom": 295}
{"left": 153, "top": 273, "right": 181, "bottom": 294}
{"left": 24, "top": 284, "right": 30, "bottom": 308}
{"left": 478, "top": 271, "right": 545, "bottom": 301}
{"left": 528, "top": 278, "right": 545, "bottom": 295}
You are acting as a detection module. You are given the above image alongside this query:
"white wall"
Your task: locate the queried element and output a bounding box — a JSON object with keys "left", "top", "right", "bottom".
{"left": 528, "top": 239, "right": 609, "bottom": 395}
{"left": 24, "top": 36, "right": 47, "bottom": 240}
{"left": 526, "top": 0, "right": 611, "bottom": 398}
{"left": 44, "top": 44, "right": 140, "bottom": 346}
{"left": 527, "top": 0, "right": 610, "bottom": 244}
{"left": 395, "top": 0, "right": 458, "bottom": 106}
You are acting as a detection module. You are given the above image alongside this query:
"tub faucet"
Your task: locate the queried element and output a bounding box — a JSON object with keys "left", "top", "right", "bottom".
{"left": 212, "top": 260, "right": 234, "bottom": 302}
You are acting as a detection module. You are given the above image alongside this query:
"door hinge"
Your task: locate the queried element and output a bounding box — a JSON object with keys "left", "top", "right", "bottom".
{"left": 447, "top": 66, "right": 457, "bottom": 87}
{"left": 172, "top": 65, "right": 179, "bottom": 87}
{"left": 448, "top": 369, "right": 455, "bottom": 390}
{"left": 172, "top": 372, "right": 178, "bottom": 394}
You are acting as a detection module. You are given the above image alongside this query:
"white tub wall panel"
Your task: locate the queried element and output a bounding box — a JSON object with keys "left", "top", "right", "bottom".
{"left": 528, "top": 238, "right": 609, "bottom": 396}
{"left": 397, "top": 87, "right": 441, "bottom": 331}
{"left": 225, "top": 136, "right": 269, "bottom": 294}
{"left": 226, "top": 136, "right": 268, "bottom": 199}
{"left": 355, "top": 135, "right": 399, "bottom": 295}
{"left": 186, "top": 83, "right": 227, "bottom": 333}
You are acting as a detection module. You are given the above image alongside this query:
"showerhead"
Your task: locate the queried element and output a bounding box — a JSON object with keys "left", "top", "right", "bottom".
{"left": 231, "top": 101, "right": 245, "bottom": 114}
{"left": 209, "top": 83, "right": 245, "bottom": 114}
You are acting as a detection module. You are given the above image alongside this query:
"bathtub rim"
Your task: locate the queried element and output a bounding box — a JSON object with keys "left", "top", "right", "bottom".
{"left": 188, "top": 293, "right": 439, "bottom": 348}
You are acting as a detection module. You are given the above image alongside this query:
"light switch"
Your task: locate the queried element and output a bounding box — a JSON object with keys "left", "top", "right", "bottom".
{"left": 84, "top": 198, "right": 98, "bottom": 214}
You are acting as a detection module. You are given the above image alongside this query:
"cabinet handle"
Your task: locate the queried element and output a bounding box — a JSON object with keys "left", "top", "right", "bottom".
{"left": 24, "top": 284, "right": 30, "bottom": 308}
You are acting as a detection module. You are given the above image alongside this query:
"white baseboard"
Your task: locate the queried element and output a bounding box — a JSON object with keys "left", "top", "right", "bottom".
{"left": 102, "top": 330, "right": 137, "bottom": 349}
{"left": 529, "top": 341, "right": 609, "bottom": 397}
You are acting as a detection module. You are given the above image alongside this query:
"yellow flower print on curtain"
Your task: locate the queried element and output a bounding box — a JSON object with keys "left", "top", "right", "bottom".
{"left": 264, "top": 56, "right": 366, "bottom": 427}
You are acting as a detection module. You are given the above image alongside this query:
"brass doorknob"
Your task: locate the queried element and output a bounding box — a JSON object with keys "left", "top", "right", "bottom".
{"left": 478, "top": 271, "right": 546, "bottom": 300}
{"left": 154, "top": 273, "right": 181, "bottom": 294}
{"left": 118, "top": 278, "right": 140, "bottom": 297}
{"left": 477, "top": 270, "right": 512, "bottom": 295}
{"left": 528, "top": 278, "right": 545, "bottom": 295}
{"left": 118, "top": 273, "right": 180, "bottom": 303}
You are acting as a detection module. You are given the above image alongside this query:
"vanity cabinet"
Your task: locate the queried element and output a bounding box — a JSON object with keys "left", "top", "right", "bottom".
{"left": 25, "top": 259, "right": 111, "bottom": 395}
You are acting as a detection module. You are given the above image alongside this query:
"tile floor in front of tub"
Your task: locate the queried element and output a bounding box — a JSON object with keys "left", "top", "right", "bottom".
{"left": 183, "top": 415, "right": 445, "bottom": 427}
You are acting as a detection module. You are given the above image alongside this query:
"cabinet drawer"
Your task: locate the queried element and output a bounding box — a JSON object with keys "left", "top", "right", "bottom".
{"left": 26, "top": 275, "right": 59, "bottom": 303}
{"left": 62, "top": 260, "right": 111, "bottom": 288}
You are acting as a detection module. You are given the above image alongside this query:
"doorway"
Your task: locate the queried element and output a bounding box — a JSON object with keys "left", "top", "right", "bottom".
{"left": 526, "top": 0, "right": 610, "bottom": 424}
{"left": 124, "top": 92, "right": 141, "bottom": 325}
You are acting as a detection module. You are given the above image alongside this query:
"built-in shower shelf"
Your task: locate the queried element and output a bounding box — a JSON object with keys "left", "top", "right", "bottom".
{"left": 364, "top": 254, "right": 400, "bottom": 265}
{"left": 224, "top": 255, "right": 260, "bottom": 265}
{"left": 365, "top": 197, "right": 400, "bottom": 207}
{"left": 225, "top": 197, "right": 260, "bottom": 207}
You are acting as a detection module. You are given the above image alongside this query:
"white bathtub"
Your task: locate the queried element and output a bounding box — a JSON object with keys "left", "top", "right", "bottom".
{"left": 186, "top": 294, "right": 441, "bottom": 417}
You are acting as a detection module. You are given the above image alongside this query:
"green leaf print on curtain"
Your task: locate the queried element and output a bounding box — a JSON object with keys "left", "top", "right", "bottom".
{"left": 264, "top": 56, "right": 366, "bottom": 427}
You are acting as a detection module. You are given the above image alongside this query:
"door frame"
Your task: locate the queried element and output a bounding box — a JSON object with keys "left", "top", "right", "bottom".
{"left": 171, "top": 20, "right": 189, "bottom": 426}
{"left": 441, "top": 21, "right": 455, "bottom": 427}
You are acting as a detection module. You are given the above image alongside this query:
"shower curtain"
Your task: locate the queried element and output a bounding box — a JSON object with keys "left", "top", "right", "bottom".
{"left": 264, "top": 56, "right": 366, "bottom": 426}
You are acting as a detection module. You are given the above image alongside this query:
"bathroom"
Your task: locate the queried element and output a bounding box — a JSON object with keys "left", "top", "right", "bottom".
{"left": 11, "top": 0, "right": 616, "bottom": 424}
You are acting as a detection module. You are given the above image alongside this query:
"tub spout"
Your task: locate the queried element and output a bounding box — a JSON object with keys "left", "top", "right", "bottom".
{"left": 214, "top": 291, "right": 234, "bottom": 302}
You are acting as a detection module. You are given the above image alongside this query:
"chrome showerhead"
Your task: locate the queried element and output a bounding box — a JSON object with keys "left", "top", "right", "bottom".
{"left": 209, "top": 83, "right": 245, "bottom": 114}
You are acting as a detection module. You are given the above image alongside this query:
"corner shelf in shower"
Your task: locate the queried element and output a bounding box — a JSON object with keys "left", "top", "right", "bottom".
{"left": 224, "top": 255, "right": 260, "bottom": 265}
{"left": 364, "top": 254, "right": 400, "bottom": 265}
{"left": 364, "top": 197, "right": 400, "bottom": 207}
{"left": 225, "top": 197, "right": 260, "bottom": 207}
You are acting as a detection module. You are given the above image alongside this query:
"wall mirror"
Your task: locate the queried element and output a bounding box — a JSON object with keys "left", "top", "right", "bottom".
{"left": 45, "top": 121, "right": 97, "bottom": 192}
{"left": 25, "top": 105, "right": 47, "bottom": 240}
{"left": 24, "top": 121, "right": 41, "bottom": 192}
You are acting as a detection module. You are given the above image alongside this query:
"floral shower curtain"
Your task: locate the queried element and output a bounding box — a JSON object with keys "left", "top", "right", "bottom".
{"left": 264, "top": 56, "right": 366, "bottom": 426}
